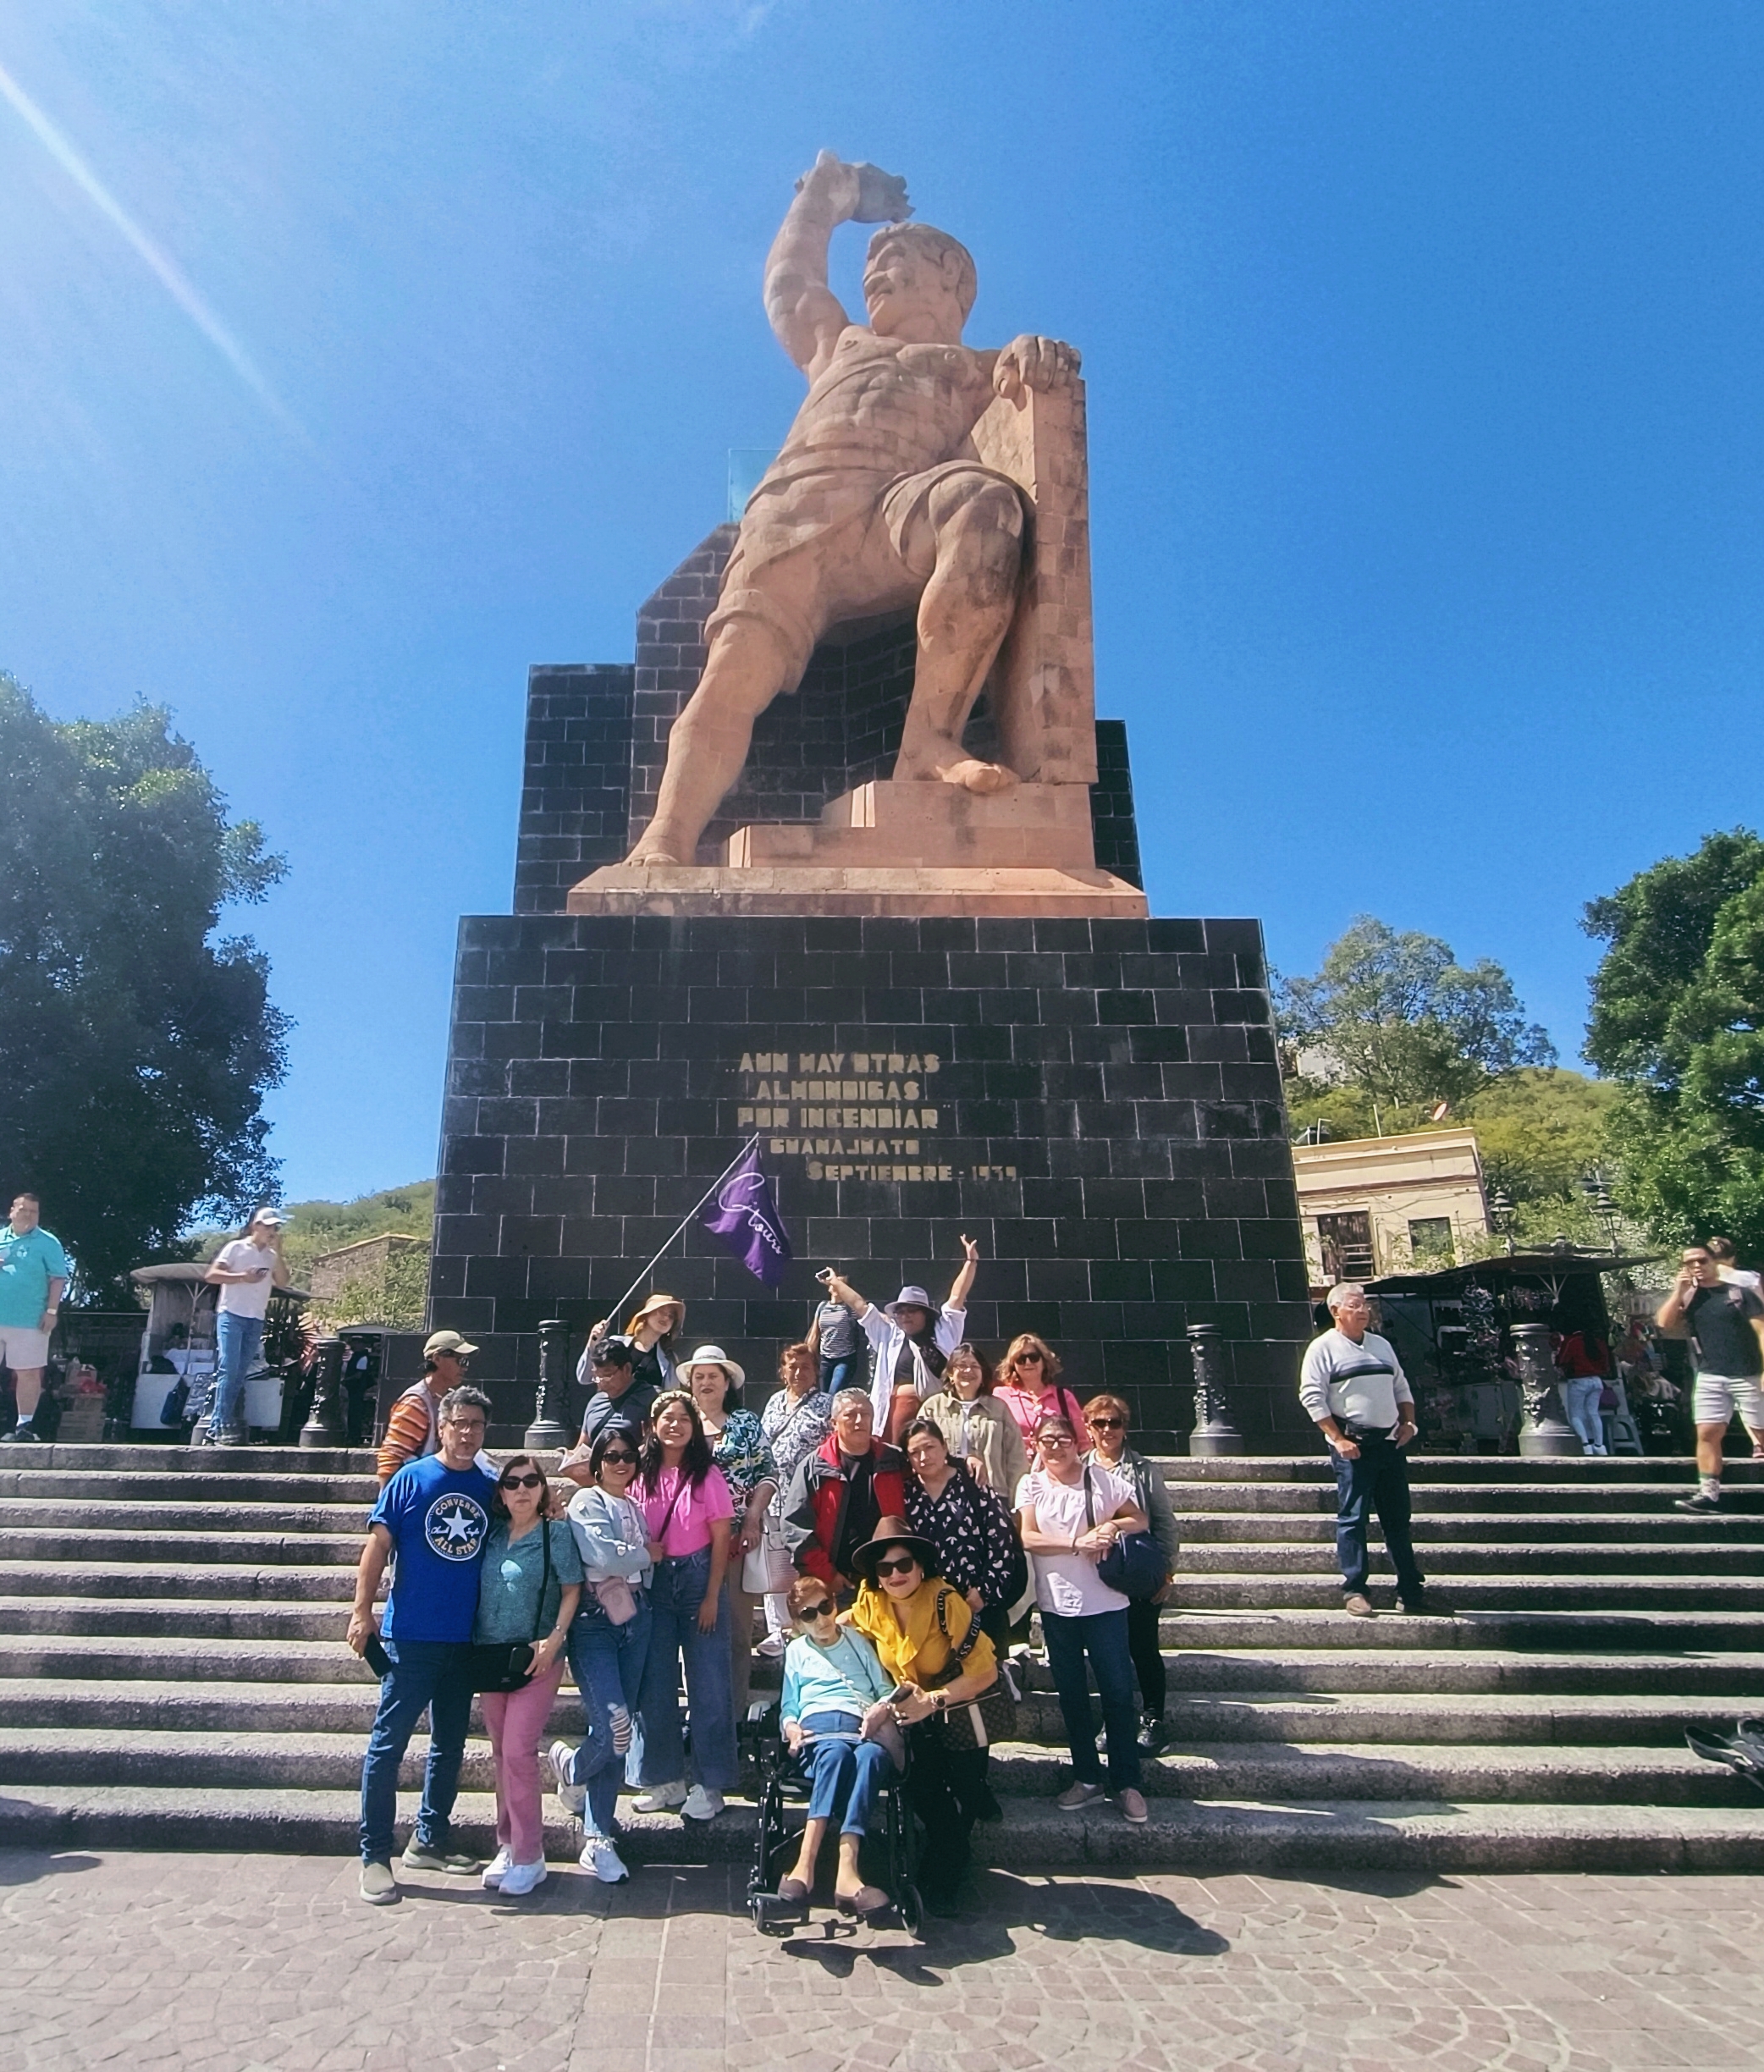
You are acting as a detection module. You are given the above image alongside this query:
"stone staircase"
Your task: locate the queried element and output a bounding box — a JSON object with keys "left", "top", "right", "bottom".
{"left": 2, "top": 1447, "right": 1762, "bottom": 1872}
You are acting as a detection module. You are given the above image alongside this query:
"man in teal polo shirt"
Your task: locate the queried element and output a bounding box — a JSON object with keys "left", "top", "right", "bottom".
{"left": 0, "top": 1194, "right": 71, "bottom": 1444}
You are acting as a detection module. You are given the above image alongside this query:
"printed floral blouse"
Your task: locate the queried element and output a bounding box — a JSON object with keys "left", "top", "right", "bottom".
{"left": 760, "top": 1386, "right": 834, "bottom": 1516}
{"left": 709, "top": 1407, "right": 779, "bottom": 1508}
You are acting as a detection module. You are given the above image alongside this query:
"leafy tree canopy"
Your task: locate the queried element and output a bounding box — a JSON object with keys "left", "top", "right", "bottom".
{"left": 0, "top": 676, "right": 289, "bottom": 1294}
{"left": 198, "top": 1180, "right": 436, "bottom": 1287}
{"left": 1585, "top": 829, "right": 1764, "bottom": 1255}
{"left": 1276, "top": 916, "right": 1557, "bottom": 1116}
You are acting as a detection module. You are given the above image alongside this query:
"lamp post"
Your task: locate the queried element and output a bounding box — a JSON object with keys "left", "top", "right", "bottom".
{"left": 299, "top": 1335, "right": 345, "bottom": 1451}
{"left": 524, "top": 1318, "right": 571, "bottom": 1451}
{"left": 1512, "top": 1320, "right": 1581, "bottom": 1458}
{"left": 1186, "top": 1324, "right": 1243, "bottom": 1457}
{"left": 1489, "top": 1186, "right": 1516, "bottom": 1258}
{"left": 1581, "top": 1169, "right": 1621, "bottom": 1256}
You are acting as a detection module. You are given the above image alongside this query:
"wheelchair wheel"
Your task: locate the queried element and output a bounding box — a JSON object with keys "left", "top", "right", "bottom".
{"left": 897, "top": 1881, "right": 924, "bottom": 1937}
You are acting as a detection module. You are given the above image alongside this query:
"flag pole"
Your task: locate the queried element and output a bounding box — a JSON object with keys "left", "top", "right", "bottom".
{"left": 598, "top": 1135, "right": 761, "bottom": 1331}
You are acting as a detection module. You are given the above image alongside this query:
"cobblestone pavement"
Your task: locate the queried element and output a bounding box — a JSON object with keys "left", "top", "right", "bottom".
{"left": 4, "top": 1850, "right": 1763, "bottom": 2071}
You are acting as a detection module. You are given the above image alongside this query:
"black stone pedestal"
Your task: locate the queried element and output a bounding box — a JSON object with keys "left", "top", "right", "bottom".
{"left": 431, "top": 912, "right": 1315, "bottom": 1448}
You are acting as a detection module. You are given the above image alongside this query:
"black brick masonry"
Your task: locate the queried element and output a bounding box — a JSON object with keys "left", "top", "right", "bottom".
{"left": 433, "top": 912, "right": 1315, "bottom": 1447}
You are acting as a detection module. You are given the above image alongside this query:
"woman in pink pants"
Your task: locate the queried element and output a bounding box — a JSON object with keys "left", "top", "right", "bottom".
{"left": 474, "top": 1455, "right": 583, "bottom": 1895}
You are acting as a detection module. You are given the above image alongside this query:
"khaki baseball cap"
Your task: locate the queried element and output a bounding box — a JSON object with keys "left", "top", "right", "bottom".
{"left": 423, "top": 1330, "right": 478, "bottom": 1359}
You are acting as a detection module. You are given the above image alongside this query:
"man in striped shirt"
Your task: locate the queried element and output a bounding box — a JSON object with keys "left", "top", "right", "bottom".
{"left": 375, "top": 1331, "right": 478, "bottom": 1485}
{"left": 1299, "top": 1285, "right": 1448, "bottom": 1620}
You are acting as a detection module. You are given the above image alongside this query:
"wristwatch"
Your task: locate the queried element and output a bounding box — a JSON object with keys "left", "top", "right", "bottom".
{"left": 932, "top": 1692, "right": 947, "bottom": 1711}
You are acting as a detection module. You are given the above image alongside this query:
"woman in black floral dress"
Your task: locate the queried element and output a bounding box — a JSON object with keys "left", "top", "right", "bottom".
{"left": 902, "top": 1418, "right": 1028, "bottom": 1820}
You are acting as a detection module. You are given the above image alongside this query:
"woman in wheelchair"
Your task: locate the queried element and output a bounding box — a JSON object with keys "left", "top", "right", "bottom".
{"left": 776, "top": 1576, "right": 900, "bottom": 1915}
{"left": 847, "top": 1517, "right": 1001, "bottom": 1915}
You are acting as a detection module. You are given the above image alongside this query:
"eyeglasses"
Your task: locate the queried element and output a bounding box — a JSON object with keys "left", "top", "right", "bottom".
{"left": 1014, "top": 1351, "right": 1045, "bottom": 1365}
{"left": 1038, "top": 1430, "right": 1074, "bottom": 1447}
{"left": 796, "top": 1601, "right": 835, "bottom": 1620}
{"left": 1087, "top": 1416, "right": 1125, "bottom": 1430}
{"left": 874, "top": 1554, "right": 918, "bottom": 1578}
{"left": 501, "top": 1472, "right": 543, "bottom": 1491}
{"left": 600, "top": 1449, "right": 637, "bottom": 1466}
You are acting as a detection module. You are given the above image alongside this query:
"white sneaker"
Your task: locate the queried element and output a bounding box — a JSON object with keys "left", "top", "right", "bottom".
{"left": 580, "top": 1836, "right": 629, "bottom": 1883}
{"left": 548, "top": 1740, "right": 587, "bottom": 1818}
{"left": 481, "top": 1846, "right": 513, "bottom": 1889}
{"left": 498, "top": 1859, "right": 548, "bottom": 1897}
{"left": 632, "top": 1781, "right": 687, "bottom": 1813}
{"left": 608, "top": 1704, "right": 633, "bottom": 1756}
{"left": 755, "top": 1635, "right": 786, "bottom": 1660}
{"left": 681, "top": 1786, "right": 725, "bottom": 1822}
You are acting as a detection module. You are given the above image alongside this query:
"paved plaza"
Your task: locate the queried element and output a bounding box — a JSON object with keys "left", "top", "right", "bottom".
{"left": 3, "top": 1850, "right": 1762, "bottom": 2071}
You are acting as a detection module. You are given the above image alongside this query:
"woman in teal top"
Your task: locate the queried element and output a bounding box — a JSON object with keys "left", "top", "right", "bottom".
{"left": 775, "top": 1574, "right": 898, "bottom": 1918}
{"left": 473, "top": 1455, "right": 583, "bottom": 1896}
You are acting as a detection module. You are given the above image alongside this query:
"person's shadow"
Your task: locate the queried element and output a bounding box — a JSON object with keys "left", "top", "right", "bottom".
{"left": 779, "top": 1867, "right": 1230, "bottom": 1981}
{"left": 0, "top": 1843, "right": 103, "bottom": 1889}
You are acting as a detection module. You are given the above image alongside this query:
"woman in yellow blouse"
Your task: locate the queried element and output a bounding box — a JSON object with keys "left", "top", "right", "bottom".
{"left": 846, "top": 1515, "right": 998, "bottom": 1915}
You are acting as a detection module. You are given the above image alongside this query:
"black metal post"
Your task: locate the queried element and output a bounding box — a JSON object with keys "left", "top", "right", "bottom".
{"left": 525, "top": 1318, "right": 571, "bottom": 1450}
{"left": 299, "top": 1335, "right": 345, "bottom": 1451}
{"left": 1512, "top": 1320, "right": 1581, "bottom": 1458}
{"left": 1186, "top": 1323, "right": 1243, "bottom": 1457}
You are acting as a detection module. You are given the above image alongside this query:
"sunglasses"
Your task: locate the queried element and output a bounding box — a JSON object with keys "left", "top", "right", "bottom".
{"left": 1014, "top": 1351, "right": 1045, "bottom": 1364}
{"left": 1038, "top": 1430, "right": 1074, "bottom": 1447}
{"left": 874, "top": 1554, "right": 919, "bottom": 1578}
{"left": 1087, "top": 1416, "right": 1125, "bottom": 1430}
{"left": 501, "top": 1472, "right": 543, "bottom": 1491}
{"left": 600, "top": 1449, "right": 637, "bottom": 1466}
{"left": 796, "top": 1601, "right": 835, "bottom": 1620}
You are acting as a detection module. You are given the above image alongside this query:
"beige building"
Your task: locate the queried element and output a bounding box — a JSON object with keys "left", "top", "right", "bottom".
{"left": 1291, "top": 1127, "right": 1491, "bottom": 1288}
{"left": 306, "top": 1234, "right": 427, "bottom": 1305}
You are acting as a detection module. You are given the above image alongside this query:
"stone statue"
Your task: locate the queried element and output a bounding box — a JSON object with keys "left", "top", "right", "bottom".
{"left": 627, "top": 152, "right": 1083, "bottom": 867}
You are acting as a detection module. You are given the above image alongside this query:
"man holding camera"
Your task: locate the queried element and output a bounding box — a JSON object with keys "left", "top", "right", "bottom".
{"left": 1301, "top": 1283, "right": 1448, "bottom": 1619}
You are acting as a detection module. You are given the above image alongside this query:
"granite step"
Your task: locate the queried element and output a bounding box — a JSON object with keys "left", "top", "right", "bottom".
{"left": 1156, "top": 1609, "right": 1764, "bottom": 1650}
{"left": 0, "top": 1562, "right": 356, "bottom": 1602}
{"left": 1173, "top": 1541, "right": 1764, "bottom": 1575}
{"left": 1177, "top": 1510, "right": 1764, "bottom": 1544}
{"left": 1168, "top": 1484, "right": 1764, "bottom": 1516}
{"left": 0, "top": 1470, "right": 380, "bottom": 1506}
{"left": 4, "top": 1783, "right": 1761, "bottom": 1874}
{"left": 1163, "top": 1574, "right": 1764, "bottom": 1612}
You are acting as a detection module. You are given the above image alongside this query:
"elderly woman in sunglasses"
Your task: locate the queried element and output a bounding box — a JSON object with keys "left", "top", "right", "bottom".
{"left": 475, "top": 1456, "right": 584, "bottom": 1896}
{"left": 775, "top": 1575, "right": 899, "bottom": 1916}
{"left": 1081, "top": 1393, "right": 1181, "bottom": 1755}
{"left": 991, "top": 1334, "right": 1087, "bottom": 1452}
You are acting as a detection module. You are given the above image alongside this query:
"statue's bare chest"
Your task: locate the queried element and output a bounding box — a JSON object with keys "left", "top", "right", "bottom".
{"left": 807, "top": 333, "right": 991, "bottom": 443}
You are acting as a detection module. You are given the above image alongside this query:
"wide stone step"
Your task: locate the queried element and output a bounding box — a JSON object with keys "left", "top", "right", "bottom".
{"left": 1151, "top": 1455, "right": 1761, "bottom": 1485}
{"left": 1166, "top": 1484, "right": 1764, "bottom": 1515}
{"left": 0, "top": 1445, "right": 376, "bottom": 1474}
{"left": 1158, "top": 1646, "right": 1764, "bottom": 1695}
{"left": 0, "top": 1597, "right": 350, "bottom": 1640}
{"left": 0, "top": 1562, "right": 355, "bottom": 1602}
{"left": 1164, "top": 1573, "right": 1764, "bottom": 1612}
{"left": 0, "top": 1470, "right": 380, "bottom": 1505}
{"left": 1157, "top": 1607, "right": 1764, "bottom": 1650}
{"left": 5, "top": 1782, "right": 1762, "bottom": 1873}
{"left": 0, "top": 1499, "right": 373, "bottom": 1534}
{"left": 1174, "top": 1540, "right": 1764, "bottom": 1575}
{"left": 0, "top": 1633, "right": 377, "bottom": 1684}
{"left": 2, "top": 1523, "right": 367, "bottom": 1562}
{"left": 1176, "top": 1511, "right": 1764, "bottom": 1544}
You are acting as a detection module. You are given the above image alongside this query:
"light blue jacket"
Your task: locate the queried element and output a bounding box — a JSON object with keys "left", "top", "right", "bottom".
{"left": 780, "top": 1628, "right": 893, "bottom": 1728}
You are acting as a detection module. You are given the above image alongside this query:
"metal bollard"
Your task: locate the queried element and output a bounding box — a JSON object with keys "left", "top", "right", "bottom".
{"left": 524, "top": 1318, "right": 571, "bottom": 1450}
{"left": 299, "top": 1335, "right": 345, "bottom": 1451}
{"left": 1513, "top": 1321, "right": 1582, "bottom": 1458}
{"left": 1186, "top": 1323, "right": 1244, "bottom": 1457}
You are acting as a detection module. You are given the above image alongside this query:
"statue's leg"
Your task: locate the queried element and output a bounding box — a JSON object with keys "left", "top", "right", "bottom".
{"left": 629, "top": 615, "right": 800, "bottom": 864}
{"left": 893, "top": 471, "right": 1024, "bottom": 791}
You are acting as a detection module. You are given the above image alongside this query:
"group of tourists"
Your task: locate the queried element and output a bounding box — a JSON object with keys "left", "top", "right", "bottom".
{"left": 349, "top": 1243, "right": 1182, "bottom": 1914}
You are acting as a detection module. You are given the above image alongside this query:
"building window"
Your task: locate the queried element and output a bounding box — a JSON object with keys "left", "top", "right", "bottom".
{"left": 1408, "top": 1216, "right": 1453, "bottom": 1265}
{"left": 1316, "top": 1212, "right": 1375, "bottom": 1281}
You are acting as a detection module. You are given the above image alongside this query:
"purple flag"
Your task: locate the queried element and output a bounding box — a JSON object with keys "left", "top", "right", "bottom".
{"left": 698, "top": 1143, "right": 793, "bottom": 1287}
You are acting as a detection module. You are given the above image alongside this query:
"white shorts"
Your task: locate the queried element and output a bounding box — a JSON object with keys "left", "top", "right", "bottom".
{"left": 1691, "top": 1373, "right": 1764, "bottom": 1430}
{"left": 0, "top": 1325, "right": 51, "bottom": 1372}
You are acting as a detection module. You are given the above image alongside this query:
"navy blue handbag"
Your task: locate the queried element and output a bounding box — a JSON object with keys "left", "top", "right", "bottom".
{"left": 1084, "top": 1466, "right": 1167, "bottom": 1601}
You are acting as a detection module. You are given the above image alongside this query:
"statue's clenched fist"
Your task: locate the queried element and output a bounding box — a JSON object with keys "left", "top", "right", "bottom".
{"left": 994, "top": 334, "right": 1082, "bottom": 404}
{"left": 796, "top": 149, "right": 912, "bottom": 226}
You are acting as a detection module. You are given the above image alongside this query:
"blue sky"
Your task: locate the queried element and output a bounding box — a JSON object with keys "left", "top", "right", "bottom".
{"left": 3, "top": 2, "right": 1761, "bottom": 1203}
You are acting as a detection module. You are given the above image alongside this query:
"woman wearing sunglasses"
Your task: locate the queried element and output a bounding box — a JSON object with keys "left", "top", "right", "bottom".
{"left": 991, "top": 1335, "right": 1086, "bottom": 1453}
{"left": 475, "top": 1456, "right": 584, "bottom": 1896}
{"left": 554, "top": 1427, "right": 654, "bottom": 1883}
{"left": 1016, "top": 1416, "right": 1149, "bottom": 1825}
{"left": 1081, "top": 1393, "right": 1180, "bottom": 1755}
{"left": 775, "top": 1574, "right": 898, "bottom": 1915}
{"left": 847, "top": 1516, "right": 1000, "bottom": 1915}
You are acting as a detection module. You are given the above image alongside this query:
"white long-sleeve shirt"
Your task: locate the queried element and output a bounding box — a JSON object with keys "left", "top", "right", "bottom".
{"left": 859, "top": 1302, "right": 966, "bottom": 1427}
{"left": 1298, "top": 1328, "right": 1414, "bottom": 1433}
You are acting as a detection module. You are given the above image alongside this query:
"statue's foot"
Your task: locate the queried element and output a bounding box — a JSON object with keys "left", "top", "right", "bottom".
{"left": 626, "top": 842, "right": 684, "bottom": 867}
{"left": 935, "top": 757, "right": 1018, "bottom": 795}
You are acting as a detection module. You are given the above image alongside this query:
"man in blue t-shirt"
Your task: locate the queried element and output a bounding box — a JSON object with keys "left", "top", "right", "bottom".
{"left": 349, "top": 1383, "right": 498, "bottom": 1904}
{"left": 0, "top": 1194, "right": 71, "bottom": 1444}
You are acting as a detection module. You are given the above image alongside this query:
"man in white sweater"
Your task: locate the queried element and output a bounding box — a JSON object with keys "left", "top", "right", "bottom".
{"left": 1299, "top": 1284, "right": 1449, "bottom": 1619}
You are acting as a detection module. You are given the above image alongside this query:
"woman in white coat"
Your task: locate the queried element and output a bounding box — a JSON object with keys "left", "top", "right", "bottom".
{"left": 819, "top": 1236, "right": 979, "bottom": 1442}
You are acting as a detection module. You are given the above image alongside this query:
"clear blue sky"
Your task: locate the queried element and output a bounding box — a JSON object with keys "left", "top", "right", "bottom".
{"left": 4, "top": 2, "right": 1761, "bottom": 1204}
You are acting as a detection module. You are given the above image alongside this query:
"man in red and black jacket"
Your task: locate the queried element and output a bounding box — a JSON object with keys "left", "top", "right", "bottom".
{"left": 781, "top": 1387, "right": 907, "bottom": 1602}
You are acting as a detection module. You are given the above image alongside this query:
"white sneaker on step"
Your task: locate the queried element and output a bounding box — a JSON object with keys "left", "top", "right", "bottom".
{"left": 681, "top": 1786, "right": 725, "bottom": 1822}
{"left": 548, "top": 1739, "right": 587, "bottom": 1817}
{"left": 632, "top": 1781, "right": 687, "bottom": 1813}
{"left": 581, "top": 1836, "right": 629, "bottom": 1882}
{"left": 498, "top": 1860, "right": 548, "bottom": 1897}
{"left": 481, "top": 1846, "right": 513, "bottom": 1888}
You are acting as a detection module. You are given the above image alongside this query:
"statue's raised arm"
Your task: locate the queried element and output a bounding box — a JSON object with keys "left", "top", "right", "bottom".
{"left": 763, "top": 152, "right": 912, "bottom": 379}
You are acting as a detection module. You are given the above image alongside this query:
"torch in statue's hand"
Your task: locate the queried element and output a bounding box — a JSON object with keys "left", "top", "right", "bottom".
{"left": 797, "top": 150, "right": 912, "bottom": 226}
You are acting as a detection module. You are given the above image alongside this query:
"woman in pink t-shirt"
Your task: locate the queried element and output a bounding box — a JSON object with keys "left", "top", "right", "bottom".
{"left": 991, "top": 1335, "right": 1087, "bottom": 1455}
{"left": 630, "top": 1391, "right": 738, "bottom": 1821}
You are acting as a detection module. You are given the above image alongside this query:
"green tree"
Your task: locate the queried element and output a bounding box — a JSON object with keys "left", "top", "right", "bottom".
{"left": 1462, "top": 1068, "right": 1619, "bottom": 1204}
{"left": 1276, "top": 916, "right": 1557, "bottom": 1122}
{"left": 1584, "top": 829, "right": 1764, "bottom": 1254}
{"left": 0, "top": 676, "right": 289, "bottom": 1294}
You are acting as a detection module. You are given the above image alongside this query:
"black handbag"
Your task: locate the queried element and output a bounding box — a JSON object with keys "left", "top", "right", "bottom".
{"left": 1085, "top": 1465, "right": 1167, "bottom": 1601}
{"left": 925, "top": 1586, "right": 1017, "bottom": 1751}
{"left": 463, "top": 1522, "right": 552, "bottom": 1694}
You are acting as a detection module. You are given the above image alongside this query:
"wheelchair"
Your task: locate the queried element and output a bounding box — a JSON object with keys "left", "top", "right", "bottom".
{"left": 741, "top": 1699, "right": 923, "bottom": 1937}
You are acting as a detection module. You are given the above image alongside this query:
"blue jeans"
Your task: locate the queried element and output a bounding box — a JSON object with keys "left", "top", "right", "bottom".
{"left": 1332, "top": 1436, "right": 1425, "bottom": 1596}
{"left": 1041, "top": 1605, "right": 1142, "bottom": 1792}
{"left": 636, "top": 1544, "right": 737, "bottom": 1793}
{"left": 819, "top": 1354, "right": 861, "bottom": 1396}
{"left": 798, "top": 1713, "right": 892, "bottom": 1836}
{"left": 358, "top": 1637, "right": 472, "bottom": 1865}
{"left": 565, "top": 1593, "right": 653, "bottom": 1838}
{"left": 1563, "top": 1375, "right": 1606, "bottom": 1453}
{"left": 212, "top": 1311, "right": 263, "bottom": 1438}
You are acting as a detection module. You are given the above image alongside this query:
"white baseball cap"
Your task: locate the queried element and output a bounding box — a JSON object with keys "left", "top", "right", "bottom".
{"left": 250, "top": 1207, "right": 289, "bottom": 1228}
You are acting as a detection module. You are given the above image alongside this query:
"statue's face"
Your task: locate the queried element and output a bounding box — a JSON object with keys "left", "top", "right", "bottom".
{"left": 863, "top": 241, "right": 962, "bottom": 341}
